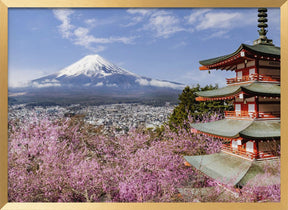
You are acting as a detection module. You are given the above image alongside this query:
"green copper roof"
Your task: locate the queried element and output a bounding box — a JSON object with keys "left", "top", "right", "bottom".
{"left": 184, "top": 152, "right": 253, "bottom": 186}
{"left": 196, "top": 82, "right": 280, "bottom": 98}
{"left": 238, "top": 159, "right": 280, "bottom": 187}
{"left": 190, "top": 119, "right": 280, "bottom": 139}
{"left": 184, "top": 153, "right": 280, "bottom": 187}
{"left": 242, "top": 82, "right": 281, "bottom": 97}
{"left": 199, "top": 43, "right": 280, "bottom": 66}
{"left": 196, "top": 84, "right": 243, "bottom": 98}
{"left": 191, "top": 119, "right": 252, "bottom": 138}
{"left": 240, "top": 120, "right": 280, "bottom": 139}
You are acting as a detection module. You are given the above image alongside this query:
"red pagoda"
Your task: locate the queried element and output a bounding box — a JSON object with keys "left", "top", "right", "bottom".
{"left": 184, "top": 8, "right": 280, "bottom": 187}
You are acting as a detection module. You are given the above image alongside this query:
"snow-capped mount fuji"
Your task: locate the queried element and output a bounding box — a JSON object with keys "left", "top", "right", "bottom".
{"left": 57, "top": 54, "right": 138, "bottom": 78}
{"left": 10, "top": 55, "right": 185, "bottom": 105}
{"left": 31, "top": 54, "right": 185, "bottom": 90}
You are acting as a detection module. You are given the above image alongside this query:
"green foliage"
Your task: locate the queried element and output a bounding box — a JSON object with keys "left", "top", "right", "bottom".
{"left": 168, "top": 84, "right": 232, "bottom": 128}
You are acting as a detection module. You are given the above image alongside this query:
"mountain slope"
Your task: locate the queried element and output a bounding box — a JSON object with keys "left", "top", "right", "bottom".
{"left": 9, "top": 55, "right": 185, "bottom": 105}
{"left": 30, "top": 54, "right": 185, "bottom": 90}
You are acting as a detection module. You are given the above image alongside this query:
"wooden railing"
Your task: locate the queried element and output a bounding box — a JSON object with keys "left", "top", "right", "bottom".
{"left": 226, "top": 74, "right": 280, "bottom": 84}
{"left": 221, "top": 144, "right": 276, "bottom": 160}
{"left": 225, "top": 111, "right": 255, "bottom": 118}
{"left": 224, "top": 111, "right": 280, "bottom": 119}
{"left": 258, "top": 111, "right": 280, "bottom": 118}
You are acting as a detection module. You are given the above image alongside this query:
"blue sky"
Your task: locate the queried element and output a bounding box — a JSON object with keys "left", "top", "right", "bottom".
{"left": 8, "top": 8, "right": 280, "bottom": 88}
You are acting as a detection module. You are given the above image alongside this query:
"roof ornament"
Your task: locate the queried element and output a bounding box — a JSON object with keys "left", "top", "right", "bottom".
{"left": 253, "top": 8, "right": 274, "bottom": 45}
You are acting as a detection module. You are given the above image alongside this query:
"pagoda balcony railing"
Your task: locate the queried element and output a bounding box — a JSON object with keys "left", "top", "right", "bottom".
{"left": 226, "top": 74, "right": 280, "bottom": 85}
{"left": 225, "top": 111, "right": 280, "bottom": 119}
{"left": 221, "top": 144, "right": 276, "bottom": 160}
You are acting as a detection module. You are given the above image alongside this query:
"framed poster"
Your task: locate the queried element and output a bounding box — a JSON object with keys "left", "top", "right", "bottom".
{"left": 0, "top": 0, "right": 287, "bottom": 210}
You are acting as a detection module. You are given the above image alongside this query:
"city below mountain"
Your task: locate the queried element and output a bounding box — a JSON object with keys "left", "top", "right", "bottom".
{"left": 9, "top": 55, "right": 185, "bottom": 106}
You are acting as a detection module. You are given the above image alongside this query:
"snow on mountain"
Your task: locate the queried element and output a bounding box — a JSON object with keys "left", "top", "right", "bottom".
{"left": 30, "top": 54, "right": 185, "bottom": 90}
{"left": 56, "top": 54, "right": 138, "bottom": 78}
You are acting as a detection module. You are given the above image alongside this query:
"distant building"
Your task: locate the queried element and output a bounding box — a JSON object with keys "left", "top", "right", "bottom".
{"left": 185, "top": 8, "right": 280, "bottom": 187}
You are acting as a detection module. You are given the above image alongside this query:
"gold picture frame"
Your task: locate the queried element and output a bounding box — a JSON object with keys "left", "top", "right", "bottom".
{"left": 1, "top": 0, "right": 287, "bottom": 209}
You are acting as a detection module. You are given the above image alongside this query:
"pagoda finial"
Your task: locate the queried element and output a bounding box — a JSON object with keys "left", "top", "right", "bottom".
{"left": 253, "top": 8, "right": 274, "bottom": 45}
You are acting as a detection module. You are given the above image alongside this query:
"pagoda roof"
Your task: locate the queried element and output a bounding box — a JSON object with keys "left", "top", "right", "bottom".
{"left": 196, "top": 82, "right": 280, "bottom": 99}
{"left": 184, "top": 152, "right": 280, "bottom": 187}
{"left": 199, "top": 43, "right": 280, "bottom": 67}
{"left": 190, "top": 118, "right": 280, "bottom": 139}
{"left": 240, "top": 120, "right": 280, "bottom": 140}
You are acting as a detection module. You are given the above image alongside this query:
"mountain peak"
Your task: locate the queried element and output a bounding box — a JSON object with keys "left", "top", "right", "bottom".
{"left": 57, "top": 54, "right": 134, "bottom": 78}
{"left": 81, "top": 54, "right": 107, "bottom": 63}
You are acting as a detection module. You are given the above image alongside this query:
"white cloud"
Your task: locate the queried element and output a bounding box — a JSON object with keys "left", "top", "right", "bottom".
{"left": 135, "top": 78, "right": 184, "bottom": 89}
{"left": 150, "top": 79, "right": 184, "bottom": 89}
{"left": 202, "top": 30, "right": 230, "bottom": 40}
{"left": 172, "top": 41, "right": 187, "bottom": 49}
{"left": 123, "top": 9, "right": 154, "bottom": 27}
{"left": 126, "top": 9, "right": 188, "bottom": 38}
{"left": 74, "top": 27, "right": 89, "bottom": 37}
{"left": 183, "top": 9, "right": 265, "bottom": 40}
{"left": 122, "top": 16, "right": 145, "bottom": 27}
{"left": 9, "top": 81, "right": 30, "bottom": 88}
{"left": 95, "top": 82, "right": 103, "bottom": 87}
{"left": 136, "top": 78, "right": 149, "bottom": 86}
{"left": 186, "top": 9, "right": 212, "bottom": 25}
{"left": 84, "top": 18, "right": 97, "bottom": 26}
{"left": 196, "top": 12, "right": 242, "bottom": 30}
{"left": 106, "top": 83, "right": 118, "bottom": 87}
{"left": 32, "top": 80, "right": 61, "bottom": 88}
{"left": 52, "top": 9, "right": 75, "bottom": 38}
{"left": 127, "top": 9, "right": 152, "bottom": 16}
{"left": 146, "top": 14, "right": 184, "bottom": 38}
{"left": 73, "top": 33, "right": 136, "bottom": 52}
{"left": 8, "top": 68, "right": 52, "bottom": 88}
{"left": 186, "top": 9, "right": 257, "bottom": 32}
{"left": 125, "top": 9, "right": 274, "bottom": 40}
{"left": 53, "top": 9, "right": 136, "bottom": 52}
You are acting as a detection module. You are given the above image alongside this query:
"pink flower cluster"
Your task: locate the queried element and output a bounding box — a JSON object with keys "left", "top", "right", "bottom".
{"left": 8, "top": 112, "right": 280, "bottom": 202}
{"left": 8, "top": 114, "right": 220, "bottom": 202}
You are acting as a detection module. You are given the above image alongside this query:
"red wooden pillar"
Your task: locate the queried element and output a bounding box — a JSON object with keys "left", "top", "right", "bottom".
{"left": 254, "top": 140, "right": 259, "bottom": 159}
{"left": 255, "top": 96, "right": 259, "bottom": 118}
{"left": 255, "top": 59, "right": 259, "bottom": 74}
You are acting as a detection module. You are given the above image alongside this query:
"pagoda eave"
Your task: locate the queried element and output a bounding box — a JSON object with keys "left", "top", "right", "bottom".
{"left": 195, "top": 82, "right": 280, "bottom": 101}
{"left": 196, "top": 94, "right": 239, "bottom": 102}
{"left": 199, "top": 54, "right": 251, "bottom": 71}
{"left": 191, "top": 119, "right": 280, "bottom": 140}
{"left": 199, "top": 43, "right": 280, "bottom": 70}
{"left": 184, "top": 153, "right": 280, "bottom": 187}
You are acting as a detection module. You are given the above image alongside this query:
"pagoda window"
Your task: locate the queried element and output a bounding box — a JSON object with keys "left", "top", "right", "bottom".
{"left": 235, "top": 104, "right": 241, "bottom": 116}
{"left": 249, "top": 68, "right": 256, "bottom": 76}
{"left": 246, "top": 141, "right": 254, "bottom": 153}
{"left": 236, "top": 71, "right": 242, "bottom": 81}
{"left": 248, "top": 104, "right": 255, "bottom": 117}
{"left": 237, "top": 139, "right": 242, "bottom": 146}
{"left": 232, "top": 140, "right": 238, "bottom": 149}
